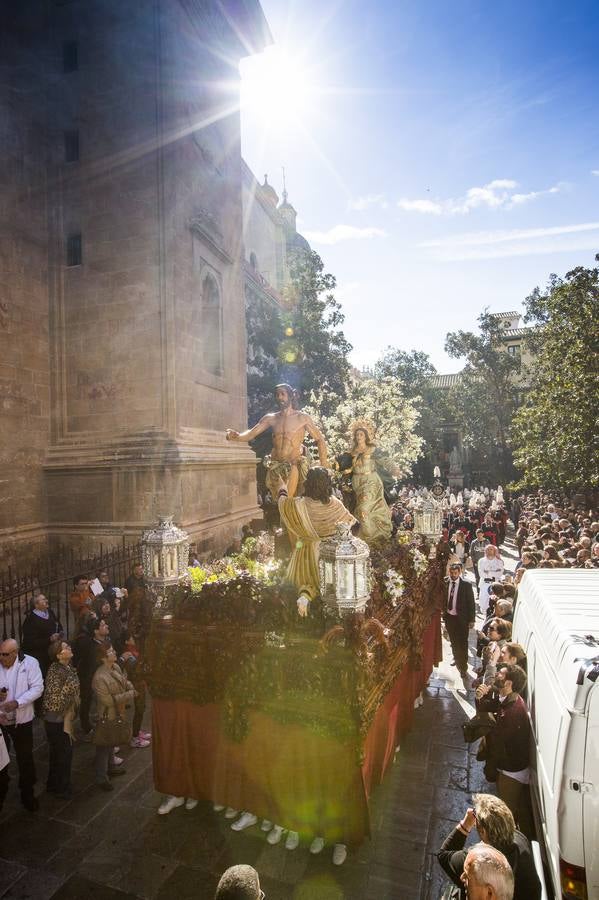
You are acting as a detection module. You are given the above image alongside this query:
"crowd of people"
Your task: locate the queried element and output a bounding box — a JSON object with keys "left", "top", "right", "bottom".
{"left": 432, "top": 488, "right": 598, "bottom": 899}
{"left": 0, "top": 563, "right": 152, "bottom": 812}
{"left": 1, "top": 484, "right": 597, "bottom": 898}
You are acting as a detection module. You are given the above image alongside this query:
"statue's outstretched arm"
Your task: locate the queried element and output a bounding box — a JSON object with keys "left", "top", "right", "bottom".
{"left": 226, "top": 414, "right": 272, "bottom": 443}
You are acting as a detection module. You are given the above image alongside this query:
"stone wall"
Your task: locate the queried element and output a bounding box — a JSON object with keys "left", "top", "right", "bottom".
{"left": 0, "top": 3, "right": 51, "bottom": 564}
{"left": 1, "top": 0, "right": 271, "bottom": 564}
{"left": 241, "top": 165, "right": 289, "bottom": 293}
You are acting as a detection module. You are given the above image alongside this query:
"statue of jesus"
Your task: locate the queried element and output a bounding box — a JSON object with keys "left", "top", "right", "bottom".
{"left": 226, "top": 383, "right": 328, "bottom": 498}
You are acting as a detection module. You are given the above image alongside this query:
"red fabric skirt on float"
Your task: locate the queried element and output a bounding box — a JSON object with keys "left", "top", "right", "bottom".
{"left": 152, "top": 611, "right": 442, "bottom": 846}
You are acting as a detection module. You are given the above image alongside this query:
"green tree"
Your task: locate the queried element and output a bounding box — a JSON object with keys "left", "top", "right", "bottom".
{"left": 510, "top": 259, "right": 599, "bottom": 490}
{"left": 373, "top": 348, "right": 453, "bottom": 480}
{"left": 282, "top": 249, "right": 352, "bottom": 414}
{"left": 444, "top": 311, "right": 521, "bottom": 482}
{"left": 246, "top": 249, "right": 352, "bottom": 424}
{"left": 374, "top": 348, "right": 437, "bottom": 392}
{"left": 246, "top": 292, "right": 284, "bottom": 424}
{"left": 304, "top": 375, "right": 423, "bottom": 476}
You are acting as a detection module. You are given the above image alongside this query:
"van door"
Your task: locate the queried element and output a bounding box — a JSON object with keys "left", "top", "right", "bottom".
{"left": 583, "top": 682, "right": 599, "bottom": 899}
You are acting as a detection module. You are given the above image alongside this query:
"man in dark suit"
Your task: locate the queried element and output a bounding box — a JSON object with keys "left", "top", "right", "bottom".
{"left": 444, "top": 562, "right": 475, "bottom": 684}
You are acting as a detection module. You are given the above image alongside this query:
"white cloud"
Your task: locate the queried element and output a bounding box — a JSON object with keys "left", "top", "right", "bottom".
{"left": 349, "top": 193, "right": 388, "bottom": 211}
{"left": 419, "top": 221, "right": 599, "bottom": 261}
{"left": 397, "top": 198, "right": 443, "bottom": 215}
{"left": 397, "top": 179, "right": 562, "bottom": 215}
{"left": 303, "top": 224, "right": 388, "bottom": 245}
{"left": 592, "top": 170, "right": 599, "bottom": 176}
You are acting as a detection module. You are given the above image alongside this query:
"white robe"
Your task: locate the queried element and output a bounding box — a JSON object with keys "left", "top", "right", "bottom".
{"left": 477, "top": 556, "right": 504, "bottom": 615}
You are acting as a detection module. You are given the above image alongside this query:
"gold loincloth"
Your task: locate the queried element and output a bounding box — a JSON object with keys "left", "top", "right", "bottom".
{"left": 265, "top": 456, "right": 310, "bottom": 497}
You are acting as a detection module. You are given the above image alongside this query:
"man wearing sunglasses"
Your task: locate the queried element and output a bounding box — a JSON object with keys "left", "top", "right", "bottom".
{"left": 0, "top": 638, "right": 44, "bottom": 812}
{"left": 214, "top": 865, "right": 263, "bottom": 899}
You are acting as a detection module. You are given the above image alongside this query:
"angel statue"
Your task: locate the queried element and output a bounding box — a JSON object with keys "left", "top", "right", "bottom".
{"left": 340, "top": 420, "right": 399, "bottom": 545}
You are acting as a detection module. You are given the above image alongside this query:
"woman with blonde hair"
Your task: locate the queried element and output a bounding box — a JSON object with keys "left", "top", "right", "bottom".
{"left": 345, "top": 420, "right": 397, "bottom": 545}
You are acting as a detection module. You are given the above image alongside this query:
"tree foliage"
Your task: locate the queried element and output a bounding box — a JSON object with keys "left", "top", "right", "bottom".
{"left": 374, "top": 348, "right": 453, "bottom": 480}
{"left": 282, "top": 249, "right": 352, "bottom": 413}
{"left": 246, "top": 249, "right": 352, "bottom": 426}
{"left": 510, "top": 260, "right": 599, "bottom": 490}
{"left": 445, "top": 310, "right": 521, "bottom": 481}
{"left": 304, "top": 375, "right": 423, "bottom": 476}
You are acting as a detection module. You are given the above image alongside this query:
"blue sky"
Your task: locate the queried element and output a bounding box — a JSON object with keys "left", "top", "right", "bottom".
{"left": 239, "top": 0, "right": 599, "bottom": 372}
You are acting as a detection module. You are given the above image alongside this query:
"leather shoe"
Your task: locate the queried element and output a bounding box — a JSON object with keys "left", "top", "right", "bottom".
{"left": 98, "top": 781, "right": 114, "bottom": 792}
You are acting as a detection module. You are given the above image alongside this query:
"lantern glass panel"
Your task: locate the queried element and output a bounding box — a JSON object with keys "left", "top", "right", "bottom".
{"left": 337, "top": 560, "right": 355, "bottom": 599}
{"left": 325, "top": 560, "right": 334, "bottom": 587}
{"left": 355, "top": 565, "right": 367, "bottom": 597}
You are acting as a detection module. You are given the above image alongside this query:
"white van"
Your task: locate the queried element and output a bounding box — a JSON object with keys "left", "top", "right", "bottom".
{"left": 513, "top": 570, "right": 599, "bottom": 900}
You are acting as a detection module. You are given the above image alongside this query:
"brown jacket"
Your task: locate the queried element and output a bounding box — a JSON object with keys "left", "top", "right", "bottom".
{"left": 91, "top": 663, "right": 134, "bottom": 720}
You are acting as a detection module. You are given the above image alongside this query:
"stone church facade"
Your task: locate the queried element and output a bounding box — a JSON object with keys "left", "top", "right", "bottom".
{"left": 0, "top": 0, "right": 272, "bottom": 564}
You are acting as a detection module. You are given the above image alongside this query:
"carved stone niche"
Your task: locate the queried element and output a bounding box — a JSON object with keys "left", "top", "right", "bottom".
{"left": 189, "top": 209, "right": 232, "bottom": 265}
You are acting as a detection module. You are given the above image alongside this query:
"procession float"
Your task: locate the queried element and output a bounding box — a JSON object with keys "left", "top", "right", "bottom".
{"left": 144, "top": 490, "right": 448, "bottom": 848}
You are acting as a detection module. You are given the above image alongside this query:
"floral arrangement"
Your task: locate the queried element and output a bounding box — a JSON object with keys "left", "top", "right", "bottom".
{"left": 186, "top": 536, "right": 283, "bottom": 594}
{"left": 410, "top": 547, "right": 429, "bottom": 578}
{"left": 382, "top": 567, "right": 405, "bottom": 607}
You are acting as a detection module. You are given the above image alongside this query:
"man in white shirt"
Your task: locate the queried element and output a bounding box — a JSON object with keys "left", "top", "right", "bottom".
{"left": 0, "top": 638, "right": 44, "bottom": 812}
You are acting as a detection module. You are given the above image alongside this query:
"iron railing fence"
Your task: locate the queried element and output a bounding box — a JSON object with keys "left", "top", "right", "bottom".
{"left": 0, "top": 539, "right": 142, "bottom": 641}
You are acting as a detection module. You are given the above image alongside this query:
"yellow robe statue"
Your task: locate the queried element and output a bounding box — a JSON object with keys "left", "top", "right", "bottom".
{"left": 278, "top": 495, "right": 356, "bottom": 598}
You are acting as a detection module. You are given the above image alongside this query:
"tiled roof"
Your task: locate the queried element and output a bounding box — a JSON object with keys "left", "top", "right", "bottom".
{"left": 489, "top": 310, "right": 520, "bottom": 319}
{"left": 498, "top": 328, "right": 531, "bottom": 339}
{"left": 428, "top": 373, "right": 463, "bottom": 389}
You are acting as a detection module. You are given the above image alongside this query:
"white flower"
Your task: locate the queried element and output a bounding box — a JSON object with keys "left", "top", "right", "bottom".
{"left": 410, "top": 548, "right": 428, "bottom": 577}
{"left": 383, "top": 567, "right": 405, "bottom": 606}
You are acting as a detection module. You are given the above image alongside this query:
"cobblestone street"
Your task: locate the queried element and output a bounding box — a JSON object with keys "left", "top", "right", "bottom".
{"left": 0, "top": 542, "right": 519, "bottom": 900}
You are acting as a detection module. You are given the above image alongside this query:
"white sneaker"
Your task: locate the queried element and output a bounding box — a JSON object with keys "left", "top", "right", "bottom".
{"left": 185, "top": 798, "right": 198, "bottom": 811}
{"left": 224, "top": 807, "right": 239, "bottom": 819}
{"left": 267, "top": 824, "right": 284, "bottom": 845}
{"left": 158, "top": 795, "right": 184, "bottom": 815}
{"left": 332, "top": 844, "right": 347, "bottom": 865}
{"left": 261, "top": 819, "right": 273, "bottom": 832}
{"left": 285, "top": 830, "right": 299, "bottom": 851}
{"left": 213, "top": 804, "right": 225, "bottom": 812}
{"left": 310, "top": 837, "right": 325, "bottom": 854}
{"left": 112, "top": 755, "right": 124, "bottom": 766}
{"left": 231, "top": 812, "right": 257, "bottom": 831}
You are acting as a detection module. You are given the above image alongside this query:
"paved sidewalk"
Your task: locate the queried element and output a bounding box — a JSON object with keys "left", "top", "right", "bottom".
{"left": 0, "top": 675, "right": 485, "bottom": 900}
{"left": 0, "top": 540, "right": 518, "bottom": 899}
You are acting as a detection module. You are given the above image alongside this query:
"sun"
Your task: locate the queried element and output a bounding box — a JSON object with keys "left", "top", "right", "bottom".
{"left": 240, "top": 46, "right": 317, "bottom": 131}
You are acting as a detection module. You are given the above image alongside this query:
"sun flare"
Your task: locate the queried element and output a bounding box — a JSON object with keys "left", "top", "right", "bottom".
{"left": 240, "top": 46, "right": 317, "bottom": 131}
